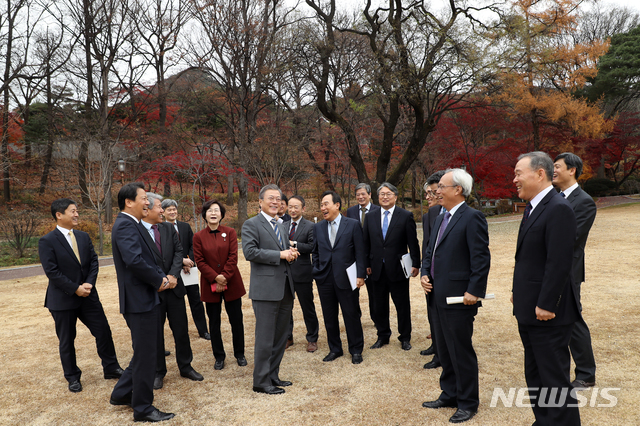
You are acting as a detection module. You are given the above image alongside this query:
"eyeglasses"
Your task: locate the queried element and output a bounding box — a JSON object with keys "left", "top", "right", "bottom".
{"left": 437, "top": 184, "right": 459, "bottom": 190}
{"left": 425, "top": 190, "right": 436, "bottom": 197}
{"left": 378, "top": 192, "right": 396, "bottom": 198}
{"left": 264, "top": 196, "right": 281, "bottom": 202}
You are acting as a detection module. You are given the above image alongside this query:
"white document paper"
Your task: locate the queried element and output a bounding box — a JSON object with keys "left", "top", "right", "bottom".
{"left": 346, "top": 262, "right": 358, "bottom": 291}
{"left": 400, "top": 253, "right": 413, "bottom": 279}
{"left": 446, "top": 293, "right": 495, "bottom": 305}
{"left": 180, "top": 266, "right": 200, "bottom": 286}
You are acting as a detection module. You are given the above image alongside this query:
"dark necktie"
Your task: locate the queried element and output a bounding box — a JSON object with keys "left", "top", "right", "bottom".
{"left": 271, "top": 219, "right": 284, "bottom": 249}
{"left": 521, "top": 202, "right": 532, "bottom": 224}
{"left": 151, "top": 224, "right": 162, "bottom": 255}
{"left": 360, "top": 206, "right": 366, "bottom": 227}
{"left": 289, "top": 221, "right": 297, "bottom": 240}
{"left": 560, "top": 191, "right": 565, "bottom": 198}
{"left": 430, "top": 212, "right": 451, "bottom": 278}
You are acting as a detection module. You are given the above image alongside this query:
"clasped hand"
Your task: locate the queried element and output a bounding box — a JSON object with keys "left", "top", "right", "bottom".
{"left": 280, "top": 247, "right": 299, "bottom": 262}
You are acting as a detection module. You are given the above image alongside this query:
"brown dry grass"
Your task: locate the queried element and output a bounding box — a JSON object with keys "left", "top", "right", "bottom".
{"left": 0, "top": 204, "right": 638, "bottom": 426}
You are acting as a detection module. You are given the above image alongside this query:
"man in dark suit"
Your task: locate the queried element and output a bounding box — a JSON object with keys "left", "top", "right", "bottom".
{"left": 162, "top": 199, "right": 210, "bottom": 341}
{"left": 512, "top": 152, "right": 581, "bottom": 426}
{"left": 39, "top": 198, "right": 123, "bottom": 393}
{"left": 420, "top": 169, "right": 490, "bottom": 424}
{"left": 285, "top": 195, "right": 319, "bottom": 353}
{"left": 553, "top": 153, "right": 598, "bottom": 390}
{"left": 363, "top": 182, "right": 420, "bottom": 351}
{"left": 313, "top": 191, "right": 366, "bottom": 364}
{"left": 242, "top": 184, "right": 299, "bottom": 395}
{"left": 278, "top": 194, "right": 291, "bottom": 223}
{"left": 421, "top": 170, "right": 445, "bottom": 368}
{"left": 143, "top": 193, "right": 203, "bottom": 390}
{"left": 346, "top": 183, "right": 381, "bottom": 331}
{"left": 109, "top": 183, "right": 175, "bottom": 422}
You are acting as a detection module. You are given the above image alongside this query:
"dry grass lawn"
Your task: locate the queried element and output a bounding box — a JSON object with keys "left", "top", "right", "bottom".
{"left": 0, "top": 204, "right": 638, "bottom": 425}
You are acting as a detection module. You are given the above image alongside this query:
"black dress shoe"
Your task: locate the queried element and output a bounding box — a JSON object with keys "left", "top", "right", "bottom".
{"left": 253, "top": 385, "right": 285, "bottom": 395}
{"left": 201, "top": 332, "right": 211, "bottom": 341}
{"left": 420, "top": 345, "right": 435, "bottom": 356}
{"left": 351, "top": 354, "right": 363, "bottom": 364}
{"left": 449, "top": 408, "right": 476, "bottom": 423}
{"left": 272, "top": 379, "right": 292, "bottom": 387}
{"left": 164, "top": 350, "right": 170, "bottom": 357}
{"left": 424, "top": 360, "right": 442, "bottom": 369}
{"left": 422, "top": 398, "right": 457, "bottom": 409}
{"left": 571, "top": 379, "right": 596, "bottom": 389}
{"left": 236, "top": 356, "right": 248, "bottom": 366}
{"left": 214, "top": 359, "right": 225, "bottom": 370}
{"left": 370, "top": 339, "right": 389, "bottom": 349}
{"left": 181, "top": 369, "right": 204, "bottom": 381}
{"left": 322, "top": 351, "right": 344, "bottom": 362}
{"left": 153, "top": 376, "right": 164, "bottom": 390}
{"left": 110, "top": 396, "right": 132, "bottom": 406}
{"left": 401, "top": 341, "right": 412, "bottom": 351}
{"left": 104, "top": 367, "right": 125, "bottom": 379}
{"left": 68, "top": 380, "right": 82, "bottom": 393}
{"left": 134, "top": 408, "right": 175, "bottom": 422}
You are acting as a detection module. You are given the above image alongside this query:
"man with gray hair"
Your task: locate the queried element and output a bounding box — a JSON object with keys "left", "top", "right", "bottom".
{"left": 141, "top": 193, "right": 203, "bottom": 390}
{"left": 346, "top": 183, "right": 381, "bottom": 330}
{"left": 161, "top": 198, "right": 210, "bottom": 341}
{"left": 420, "top": 169, "right": 490, "bottom": 423}
{"left": 363, "top": 182, "right": 420, "bottom": 351}
{"left": 242, "top": 184, "right": 299, "bottom": 395}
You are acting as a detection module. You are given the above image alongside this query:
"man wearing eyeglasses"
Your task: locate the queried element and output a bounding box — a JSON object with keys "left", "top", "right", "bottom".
{"left": 241, "top": 184, "right": 299, "bottom": 395}
{"left": 420, "top": 169, "right": 490, "bottom": 424}
{"left": 420, "top": 170, "right": 446, "bottom": 369}
{"left": 363, "top": 182, "right": 420, "bottom": 351}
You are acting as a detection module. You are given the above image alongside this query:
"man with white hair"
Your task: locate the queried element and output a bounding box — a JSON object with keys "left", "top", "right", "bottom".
{"left": 420, "top": 168, "right": 490, "bottom": 424}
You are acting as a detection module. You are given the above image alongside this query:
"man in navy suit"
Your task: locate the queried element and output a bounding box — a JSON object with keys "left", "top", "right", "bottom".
{"left": 285, "top": 195, "right": 320, "bottom": 353}
{"left": 421, "top": 169, "right": 490, "bottom": 424}
{"left": 39, "top": 198, "right": 123, "bottom": 393}
{"left": 421, "top": 170, "right": 445, "bottom": 368}
{"left": 346, "top": 183, "right": 380, "bottom": 329}
{"left": 363, "top": 182, "right": 420, "bottom": 351}
{"left": 312, "top": 191, "right": 366, "bottom": 364}
{"left": 109, "top": 183, "right": 175, "bottom": 422}
{"left": 143, "top": 193, "right": 203, "bottom": 390}
{"left": 162, "top": 198, "right": 210, "bottom": 341}
{"left": 512, "top": 152, "right": 581, "bottom": 426}
{"left": 553, "top": 152, "right": 598, "bottom": 390}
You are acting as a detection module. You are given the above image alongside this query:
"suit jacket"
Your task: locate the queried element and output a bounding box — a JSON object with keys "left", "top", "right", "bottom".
{"left": 287, "top": 217, "right": 314, "bottom": 284}
{"left": 512, "top": 190, "right": 580, "bottom": 326}
{"left": 363, "top": 206, "right": 420, "bottom": 281}
{"left": 175, "top": 221, "right": 194, "bottom": 260}
{"left": 565, "top": 187, "right": 596, "bottom": 283}
{"left": 422, "top": 205, "right": 442, "bottom": 260}
{"left": 346, "top": 203, "right": 381, "bottom": 227}
{"left": 39, "top": 228, "right": 100, "bottom": 311}
{"left": 193, "top": 225, "right": 246, "bottom": 303}
{"left": 422, "top": 203, "right": 490, "bottom": 309}
{"left": 111, "top": 213, "right": 165, "bottom": 314}
{"left": 312, "top": 215, "right": 366, "bottom": 290}
{"left": 241, "top": 213, "right": 294, "bottom": 301}
{"left": 140, "top": 221, "right": 185, "bottom": 298}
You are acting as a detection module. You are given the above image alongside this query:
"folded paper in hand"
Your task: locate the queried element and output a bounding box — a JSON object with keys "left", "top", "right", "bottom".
{"left": 346, "top": 262, "right": 358, "bottom": 291}
{"left": 180, "top": 266, "right": 200, "bottom": 286}
{"left": 400, "top": 253, "right": 413, "bottom": 279}
{"left": 446, "top": 293, "right": 495, "bottom": 305}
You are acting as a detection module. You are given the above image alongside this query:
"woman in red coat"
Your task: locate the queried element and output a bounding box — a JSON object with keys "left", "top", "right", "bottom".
{"left": 193, "top": 200, "right": 246, "bottom": 370}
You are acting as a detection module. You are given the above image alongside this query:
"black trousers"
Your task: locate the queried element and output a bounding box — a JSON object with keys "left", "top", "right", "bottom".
{"left": 287, "top": 280, "right": 319, "bottom": 343}
{"left": 317, "top": 271, "right": 363, "bottom": 355}
{"left": 185, "top": 284, "right": 209, "bottom": 336}
{"left": 569, "top": 283, "right": 596, "bottom": 382}
{"left": 432, "top": 303, "right": 479, "bottom": 412}
{"left": 518, "top": 322, "right": 581, "bottom": 426}
{"left": 50, "top": 297, "right": 120, "bottom": 383}
{"left": 156, "top": 291, "right": 194, "bottom": 377}
{"left": 112, "top": 306, "right": 159, "bottom": 417}
{"left": 425, "top": 293, "right": 440, "bottom": 363}
{"left": 371, "top": 264, "right": 412, "bottom": 342}
{"left": 206, "top": 297, "right": 245, "bottom": 361}
{"left": 252, "top": 281, "right": 293, "bottom": 388}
